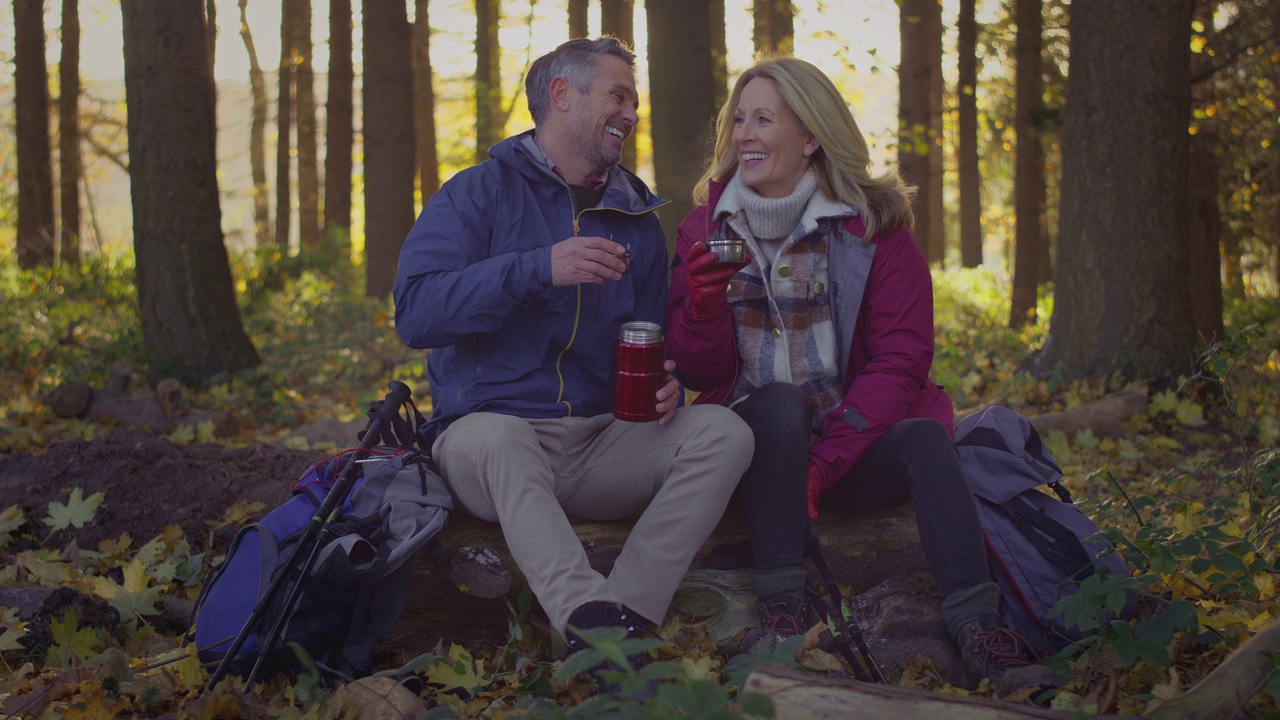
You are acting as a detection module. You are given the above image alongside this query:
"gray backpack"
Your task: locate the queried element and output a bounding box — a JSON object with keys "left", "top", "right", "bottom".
{"left": 956, "top": 406, "right": 1136, "bottom": 656}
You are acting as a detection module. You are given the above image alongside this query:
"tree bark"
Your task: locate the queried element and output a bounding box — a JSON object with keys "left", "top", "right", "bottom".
{"left": 1011, "top": 0, "right": 1046, "bottom": 326}
{"left": 275, "top": 0, "right": 295, "bottom": 249}
{"left": 238, "top": 0, "right": 271, "bottom": 249}
{"left": 646, "top": 2, "right": 723, "bottom": 256}
{"left": 956, "top": 0, "right": 982, "bottom": 269}
{"left": 362, "top": 0, "right": 416, "bottom": 298}
{"left": 14, "top": 0, "right": 56, "bottom": 269}
{"left": 121, "top": 0, "right": 261, "bottom": 385}
{"left": 1038, "top": 0, "right": 1196, "bottom": 381}
{"left": 898, "top": 0, "right": 937, "bottom": 261}
{"left": 568, "top": 0, "right": 588, "bottom": 38}
{"left": 601, "top": 0, "right": 636, "bottom": 170}
{"left": 323, "top": 0, "right": 353, "bottom": 252}
{"left": 294, "top": 0, "right": 320, "bottom": 252}
{"left": 59, "top": 0, "right": 82, "bottom": 265}
{"left": 475, "top": 0, "right": 502, "bottom": 163}
{"left": 413, "top": 0, "right": 440, "bottom": 203}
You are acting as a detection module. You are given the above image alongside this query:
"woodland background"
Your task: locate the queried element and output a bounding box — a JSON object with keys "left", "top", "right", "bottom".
{"left": 0, "top": 0, "right": 1279, "bottom": 718}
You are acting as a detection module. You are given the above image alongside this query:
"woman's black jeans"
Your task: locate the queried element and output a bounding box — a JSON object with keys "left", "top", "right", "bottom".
{"left": 733, "top": 381, "right": 990, "bottom": 598}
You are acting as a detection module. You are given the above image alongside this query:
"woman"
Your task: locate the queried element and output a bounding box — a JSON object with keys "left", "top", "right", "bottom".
{"left": 665, "top": 55, "right": 1055, "bottom": 692}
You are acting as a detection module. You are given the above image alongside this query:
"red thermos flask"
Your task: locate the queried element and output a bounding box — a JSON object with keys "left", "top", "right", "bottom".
{"left": 613, "top": 321, "right": 665, "bottom": 422}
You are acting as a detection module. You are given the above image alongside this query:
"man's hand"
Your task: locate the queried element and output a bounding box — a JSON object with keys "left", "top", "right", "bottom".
{"left": 551, "top": 236, "right": 630, "bottom": 287}
{"left": 655, "top": 359, "right": 681, "bottom": 426}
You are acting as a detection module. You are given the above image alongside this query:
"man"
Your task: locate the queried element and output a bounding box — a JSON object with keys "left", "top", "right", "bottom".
{"left": 392, "top": 37, "right": 753, "bottom": 679}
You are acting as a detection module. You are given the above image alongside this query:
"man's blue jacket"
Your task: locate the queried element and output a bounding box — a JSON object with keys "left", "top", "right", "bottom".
{"left": 393, "top": 131, "right": 669, "bottom": 444}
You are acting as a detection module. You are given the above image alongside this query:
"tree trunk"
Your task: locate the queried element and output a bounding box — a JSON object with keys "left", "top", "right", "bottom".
{"left": 1011, "top": 0, "right": 1046, "bottom": 326}
{"left": 239, "top": 0, "right": 271, "bottom": 248}
{"left": 121, "top": 0, "right": 261, "bottom": 385}
{"left": 601, "top": 0, "right": 635, "bottom": 170}
{"left": 413, "top": 0, "right": 440, "bottom": 202}
{"left": 475, "top": 0, "right": 502, "bottom": 163}
{"left": 925, "top": 2, "right": 944, "bottom": 265}
{"left": 59, "top": 0, "right": 81, "bottom": 265}
{"left": 1188, "top": 0, "right": 1224, "bottom": 349}
{"left": 898, "top": 0, "right": 936, "bottom": 261}
{"left": 752, "top": 0, "right": 793, "bottom": 54}
{"left": 295, "top": 0, "right": 320, "bottom": 253}
{"left": 1038, "top": 0, "right": 1196, "bottom": 381}
{"left": 646, "top": 2, "right": 723, "bottom": 256}
{"left": 956, "top": 0, "right": 981, "bottom": 269}
{"left": 362, "top": 0, "right": 416, "bottom": 298}
{"left": 14, "top": 0, "right": 56, "bottom": 269}
{"left": 708, "top": 0, "right": 727, "bottom": 113}
{"left": 323, "top": 0, "right": 353, "bottom": 252}
{"left": 568, "top": 0, "right": 588, "bottom": 38}
{"left": 205, "top": 0, "right": 216, "bottom": 77}
{"left": 275, "top": 0, "right": 295, "bottom": 249}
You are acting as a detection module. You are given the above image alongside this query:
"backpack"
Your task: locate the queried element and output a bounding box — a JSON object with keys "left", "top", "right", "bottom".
{"left": 188, "top": 393, "right": 452, "bottom": 681}
{"left": 955, "top": 405, "right": 1136, "bottom": 657}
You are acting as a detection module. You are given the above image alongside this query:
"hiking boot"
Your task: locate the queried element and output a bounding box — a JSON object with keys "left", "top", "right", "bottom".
{"left": 956, "top": 614, "right": 1058, "bottom": 692}
{"left": 742, "top": 589, "right": 811, "bottom": 653}
{"left": 565, "top": 601, "right": 657, "bottom": 695}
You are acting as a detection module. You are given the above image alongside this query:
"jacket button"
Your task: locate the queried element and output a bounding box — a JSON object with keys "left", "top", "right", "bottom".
{"left": 772, "top": 327, "right": 782, "bottom": 339}
{"left": 814, "top": 281, "right": 825, "bottom": 294}
{"left": 777, "top": 264, "right": 792, "bottom": 278}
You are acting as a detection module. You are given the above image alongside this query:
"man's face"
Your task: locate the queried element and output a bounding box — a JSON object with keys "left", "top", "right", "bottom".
{"left": 565, "top": 55, "right": 640, "bottom": 175}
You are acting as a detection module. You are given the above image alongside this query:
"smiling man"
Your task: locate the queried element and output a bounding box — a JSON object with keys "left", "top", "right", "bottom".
{"left": 392, "top": 37, "right": 752, "bottom": 692}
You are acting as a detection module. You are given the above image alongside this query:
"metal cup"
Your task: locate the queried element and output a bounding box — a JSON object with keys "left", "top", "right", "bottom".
{"left": 707, "top": 238, "right": 745, "bottom": 264}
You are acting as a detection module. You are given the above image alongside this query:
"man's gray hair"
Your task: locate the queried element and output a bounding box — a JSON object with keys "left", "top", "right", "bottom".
{"left": 526, "top": 37, "right": 636, "bottom": 125}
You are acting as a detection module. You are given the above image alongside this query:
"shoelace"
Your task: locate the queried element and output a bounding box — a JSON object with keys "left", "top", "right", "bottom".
{"left": 760, "top": 606, "right": 807, "bottom": 637}
{"left": 976, "top": 626, "right": 1035, "bottom": 675}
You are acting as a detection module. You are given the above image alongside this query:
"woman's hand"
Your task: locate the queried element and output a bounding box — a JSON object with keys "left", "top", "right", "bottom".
{"left": 686, "top": 241, "right": 748, "bottom": 320}
{"left": 806, "top": 461, "right": 826, "bottom": 520}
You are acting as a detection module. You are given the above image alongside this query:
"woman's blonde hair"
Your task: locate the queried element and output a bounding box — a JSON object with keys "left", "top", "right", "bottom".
{"left": 693, "top": 54, "right": 915, "bottom": 242}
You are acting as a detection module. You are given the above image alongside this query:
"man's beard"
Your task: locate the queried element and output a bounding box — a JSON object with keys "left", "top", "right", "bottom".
{"left": 569, "top": 102, "right": 622, "bottom": 177}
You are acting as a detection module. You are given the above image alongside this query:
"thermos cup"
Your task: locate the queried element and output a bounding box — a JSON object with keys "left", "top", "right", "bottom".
{"left": 613, "top": 321, "right": 665, "bottom": 422}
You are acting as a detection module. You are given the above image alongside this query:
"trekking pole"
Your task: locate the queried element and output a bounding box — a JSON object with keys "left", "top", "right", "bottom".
{"left": 205, "top": 381, "right": 414, "bottom": 692}
{"left": 805, "top": 533, "right": 887, "bottom": 684}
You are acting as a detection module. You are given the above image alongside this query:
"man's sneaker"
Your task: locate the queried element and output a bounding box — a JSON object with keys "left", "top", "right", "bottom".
{"left": 956, "top": 614, "right": 1058, "bottom": 692}
{"left": 742, "top": 589, "right": 811, "bottom": 653}
{"left": 564, "top": 601, "right": 657, "bottom": 695}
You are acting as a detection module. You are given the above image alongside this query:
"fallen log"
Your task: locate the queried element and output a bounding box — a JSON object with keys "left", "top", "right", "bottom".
{"left": 388, "top": 504, "right": 960, "bottom": 679}
{"left": 1145, "top": 618, "right": 1280, "bottom": 720}
{"left": 46, "top": 362, "right": 237, "bottom": 437}
{"left": 744, "top": 664, "right": 1091, "bottom": 720}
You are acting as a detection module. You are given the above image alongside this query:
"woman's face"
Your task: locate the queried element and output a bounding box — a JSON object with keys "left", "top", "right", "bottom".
{"left": 732, "top": 77, "right": 819, "bottom": 199}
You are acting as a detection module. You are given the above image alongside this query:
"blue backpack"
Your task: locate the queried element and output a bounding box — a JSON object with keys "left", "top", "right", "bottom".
{"left": 188, "top": 394, "right": 452, "bottom": 681}
{"left": 956, "top": 406, "right": 1136, "bottom": 656}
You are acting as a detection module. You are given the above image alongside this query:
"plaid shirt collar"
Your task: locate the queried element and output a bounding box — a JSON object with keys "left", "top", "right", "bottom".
{"left": 533, "top": 135, "right": 608, "bottom": 189}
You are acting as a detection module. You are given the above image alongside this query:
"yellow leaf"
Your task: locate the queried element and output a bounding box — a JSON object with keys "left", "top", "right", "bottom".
{"left": 196, "top": 419, "right": 217, "bottom": 444}
{"left": 1254, "top": 572, "right": 1276, "bottom": 600}
{"left": 1247, "top": 610, "right": 1272, "bottom": 632}
{"left": 1190, "top": 35, "right": 1207, "bottom": 54}
{"left": 677, "top": 655, "right": 719, "bottom": 681}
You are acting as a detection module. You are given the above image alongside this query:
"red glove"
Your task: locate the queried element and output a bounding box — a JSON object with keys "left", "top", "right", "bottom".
{"left": 806, "top": 461, "right": 827, "bottom": 521}
{"left": 686, "top": 241, "right": 747, "bottom": 321}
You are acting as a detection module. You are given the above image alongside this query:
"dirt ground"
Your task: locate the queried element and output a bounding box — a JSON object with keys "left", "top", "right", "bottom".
{"left": 0, "top": 428, "right": 327, "bottom": 553}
